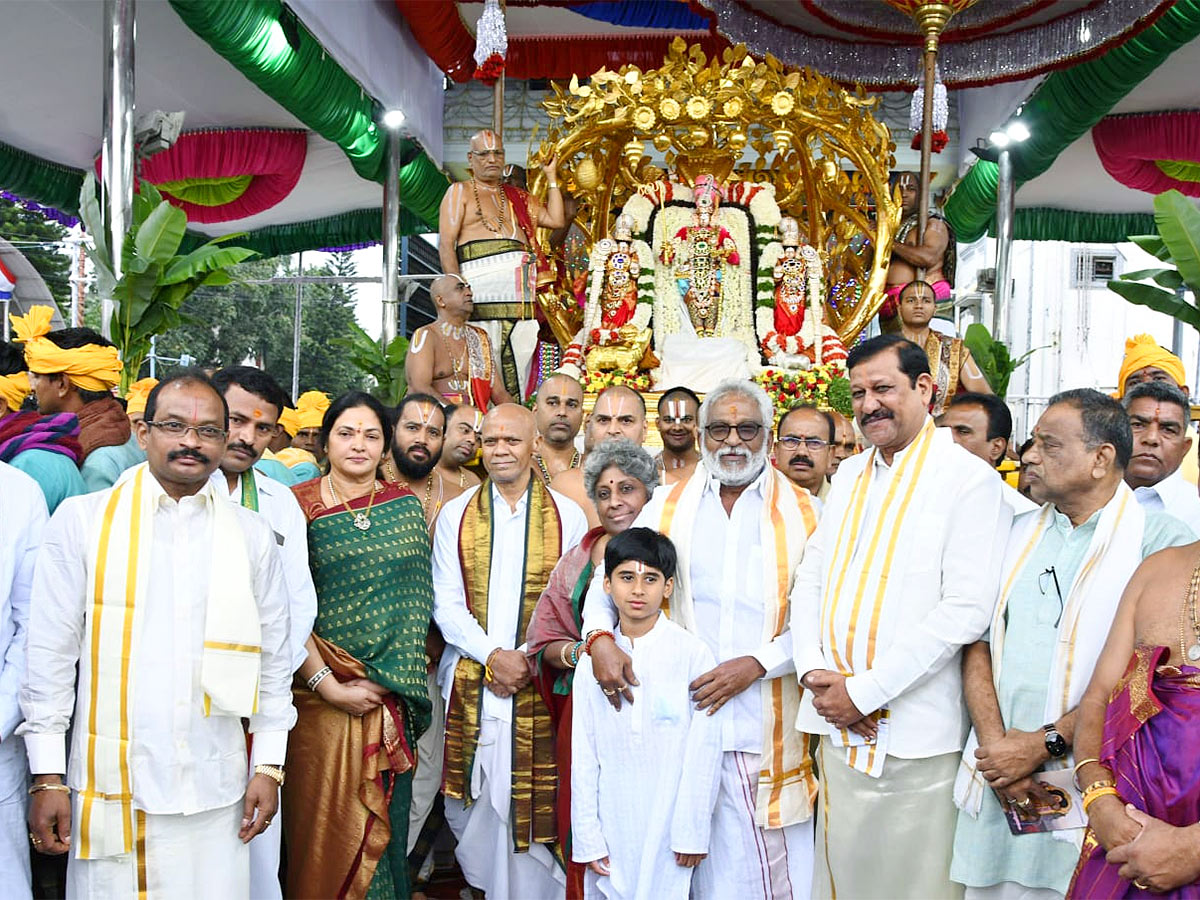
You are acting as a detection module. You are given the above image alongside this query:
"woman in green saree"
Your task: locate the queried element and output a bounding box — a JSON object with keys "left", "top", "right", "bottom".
{"left": 284, "top": 391, "right": 433, "bottom": 899}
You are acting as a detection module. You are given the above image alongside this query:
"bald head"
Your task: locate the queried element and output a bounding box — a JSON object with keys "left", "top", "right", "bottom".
{"left": 588, "top": 385, "right": 647, "bottom": 447}
{"left": 481, "top": 403, "right": 536, "bottom": 485}
{"left": 431, "top": 274, "right": 473, "bottom": 320}
{"left": 468, "top": 130, "right": 505, "bottom": 184}
{"left": 535, "top": 373, "right": 584, "bottom": 448}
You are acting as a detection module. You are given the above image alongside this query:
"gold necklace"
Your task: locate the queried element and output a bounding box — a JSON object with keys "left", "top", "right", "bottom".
{"left": 535, "top": 450, "right": 580, "bottom": 485}
{"left": 1178, "top": 554, "right": 1200, "bottom": 663}
{"left": 327, "top": 475, "right": 377, "bottom": 531}
{"left": 436, "top": 328, "right": 469, "bottom": 394}
{"left": 471, "top": 178, "right": 507, "bottom": 234}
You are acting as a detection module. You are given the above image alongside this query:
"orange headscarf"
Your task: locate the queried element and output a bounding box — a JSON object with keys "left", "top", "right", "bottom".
{"left": 9, "top": 305, "right": 121, "bottom": 392}
{"left": 124, "top": 377, "right": 158, "bottom": 416}
{"left": 294, "top": 390, "right": 331, "bottom": 430}
{"left": 0, "top": 371, "right": 29, "bottom": 412}
{"left": 1115, "top": 333, "right": 1187, "bottom": 398}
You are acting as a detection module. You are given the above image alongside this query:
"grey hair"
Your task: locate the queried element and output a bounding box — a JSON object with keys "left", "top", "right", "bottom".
{"left": 583, "top": 438, "right": 659, "bottom": 504}
{"left": 698, "top": 378, "right": 774, "bottom": 431}
{"left": 1123, "top": 380, "right": 1191, "bottom": 417}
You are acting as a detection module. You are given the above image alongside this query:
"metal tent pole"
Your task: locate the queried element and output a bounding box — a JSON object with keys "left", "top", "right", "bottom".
{"left": 100, "top": 0, "right": 135, "bottom": 340}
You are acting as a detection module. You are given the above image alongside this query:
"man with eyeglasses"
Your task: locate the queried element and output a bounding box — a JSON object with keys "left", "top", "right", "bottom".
{"left": 791, "top": 333, "right": 1011, "bottom": 899}
{"left": 655, "top": 386, "right": 701, "bottom": 486}
{"left": 20, "top": 371, "right": 295, "bottom": 897}
{"left": 209, "top": 366, "right": 317, "bottom": 900}
{"left": 774, "top": 404, "right": 834, "bottom": 501}
{"left": 584, "top": 378, "right": 821, "bottom": 899}
{"left": 950, "top": 388, "right": 1194, "bottom": 900}
{"left": 438, "top": 129, "right": 566, "bottom": 397}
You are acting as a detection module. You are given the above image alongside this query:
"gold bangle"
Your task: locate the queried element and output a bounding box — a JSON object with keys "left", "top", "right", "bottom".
{"left": 1082, "top": 786, "right": 1120, "bottom": 815}
{"left": 1072, "top": 757, "right": 1103, "bottom": 788}
{"left": 484, "top": 648, "right": 501, "bottom": 683}
{"left": 1080, "top": 778, "right": 1116, "bottom": 796}
{"left": 27, "top": 782, "right": 70, "bottom": 795}
{"left": 254, "top": 764, "right": 285, "bottom": 788}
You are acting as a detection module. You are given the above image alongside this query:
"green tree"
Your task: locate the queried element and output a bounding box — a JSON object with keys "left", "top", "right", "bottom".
{"left": 0, "top": 195, "right": 72, "bottom": 312}
{"left": 153, "top": 254, "right": 366, "bottom": 398}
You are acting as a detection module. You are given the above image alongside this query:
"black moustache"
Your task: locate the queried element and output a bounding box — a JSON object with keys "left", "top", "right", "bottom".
{"left": 861, "top": 410, "right": 893, "bottom": 425}
{"left": 228, "top": 442, "right": 256, "bottom": 456}
{"left": 168, "top": 449, "right": 209, "bottom": 464}
{"left": 789, "top": 455, "right": 814, "bottom": 467}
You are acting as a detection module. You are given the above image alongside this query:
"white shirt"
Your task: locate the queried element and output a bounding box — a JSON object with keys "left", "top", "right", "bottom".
{"left": 0, "top": 463, "right": 47, "bottom": 743}
{"left": 19, "top": 473, "right": 296, "bottom": 815}
{"left": 211, "top": 467, "right": 318, "bottom": 671}
{"left": 1132, "top": 467, "right": 1200, "bottom": 535}
{"left": 432, "top": 481, "right": 588, "bottom": 723}
{"left": 571, "top": 615, "right": 722, "bottom": 899}
{"left": 791, "top": 427, "right": 1012, "bottom": 759}
{"left": 1004, "top": 481, "right": 1039, "bottom": 517}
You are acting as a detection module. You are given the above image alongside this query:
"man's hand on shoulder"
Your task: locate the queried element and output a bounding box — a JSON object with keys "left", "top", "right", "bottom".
{"left": 690, "top": 656, "right": 765, "bottom": 716}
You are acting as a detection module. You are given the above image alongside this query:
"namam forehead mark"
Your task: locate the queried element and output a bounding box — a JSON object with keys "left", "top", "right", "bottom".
{"left": 470, "top": 130, "right": 502, "bottom": 153}
{"left": 668, "top": 400, "right": 685, "bottom": 419}
{"left": 902, "top": 283, "right": 932, "bottom": 302}
{"left": 406, "top": 402, "right": 439, "bottom": 428}
{"left": 898, "top": 172, "right": 918, "bottom": 189}
{"left": 634, "top": 561, "right": 645, "bottom": 574}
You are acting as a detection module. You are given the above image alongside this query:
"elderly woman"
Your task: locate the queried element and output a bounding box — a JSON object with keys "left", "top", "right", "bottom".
{"left": 526, "top": 437, "right": 658, "bottom": 898}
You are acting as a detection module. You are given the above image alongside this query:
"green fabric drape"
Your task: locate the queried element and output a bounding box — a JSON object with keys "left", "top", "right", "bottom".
{"left": 156, "top": 174, "right": 253, "bottom": 207}
{"left": 1008, "top": 208, "right": 1158, "bottom": 244}
{"left": 945, "top": 0, "right": 1200, "bottom": 243}
{"left": 180, "top": 205, "right": 431, "bottom": 257}
{"left": 0, "top": 140, "right": 86, "bottom": 214}
{"left": 168, "top": 0, "right": 447, "bottom": 227}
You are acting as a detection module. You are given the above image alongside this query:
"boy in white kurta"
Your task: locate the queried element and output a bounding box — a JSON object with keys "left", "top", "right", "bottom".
{"left": 572, "top": 528, "right": 723, "bottom": 900}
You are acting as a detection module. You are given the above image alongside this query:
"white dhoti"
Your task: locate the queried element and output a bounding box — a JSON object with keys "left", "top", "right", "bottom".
{"left": 814, "top": 740, "right": 962, "bottom": 900}
{"left": 67, "top": 801, "right": 247, "bottom": 900}
{"left": 248, "top": 800, "right": 282, "bottom": 900}
{"left": 460, "top": 247, "right": 540, "bottom": 398}
{"left": 693, "top": 750, "right": 814, "bottom": 900}
{"left": 0, "top": 736, "right": 31, "bottom": 899}
{"left": 407, "top": 671, "right": 445, "bottom": 855}
{"left": 656, "top": 334, "right": 754, "bottom": 393}
{"left": 964, "top": 885, "right": 1064, "bottom": 900}
{"left": 443, "top": 716, "right": 564, "bottom": 899}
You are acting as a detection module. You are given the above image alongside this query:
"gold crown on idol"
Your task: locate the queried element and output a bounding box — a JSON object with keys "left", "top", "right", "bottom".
{"left": 532, "top": 38, "right": 904, "bottom": 343}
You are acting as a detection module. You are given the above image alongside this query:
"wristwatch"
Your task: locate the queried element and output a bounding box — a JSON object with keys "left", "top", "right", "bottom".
{"left": 1042, "top": 723, "right": 1067, "bottom": 758}
{"left": 254, "top": 764, "right": 286, "bottom": 787}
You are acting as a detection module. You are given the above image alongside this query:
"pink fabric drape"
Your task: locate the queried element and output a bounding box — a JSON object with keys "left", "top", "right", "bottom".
{"left": 1093, "top": 112, "right": 1200, "bottom": 198}
{"left": 94, "top": 129, "right": 307, "bottom": 224}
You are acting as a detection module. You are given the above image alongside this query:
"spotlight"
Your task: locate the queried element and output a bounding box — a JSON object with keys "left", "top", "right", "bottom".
{"left": 1006, "top": 121, "right": 1030, "bottom": 142}
{"left": 988, "top": 130, "right": 1011, "bottom": 148}
{"left": 381, "top": 109, "right": 406, "bottom": 130}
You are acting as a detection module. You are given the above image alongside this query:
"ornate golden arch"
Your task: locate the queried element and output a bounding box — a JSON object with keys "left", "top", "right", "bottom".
{"left": 529, "top": 39, "right": 900, "bottom": 345}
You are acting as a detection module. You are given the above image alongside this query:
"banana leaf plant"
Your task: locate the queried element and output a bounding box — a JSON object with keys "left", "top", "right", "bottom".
{"left": 962, "top": 323, "right": 1047, "bottom": 399}
{"left": 333, "top": 323, "right": 409, "bottom": 406}
{"left": 1108, "top": 189, "right": 1200, "bottom": 332}
{"left": 78, "top": 172, "right": 256, "bottom": 391}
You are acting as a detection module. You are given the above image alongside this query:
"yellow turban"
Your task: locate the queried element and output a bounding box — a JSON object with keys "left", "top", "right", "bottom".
{"left": 124, "top": 377, "right": 158, "bottom": 416}
{"left": 274, "top": 446, "right": 319, "bottom": 469}
{"left": 1, "top": 371, "right": 29, "bottom": 412}
{"left": 10, "top": 305, "right": 122, "bottom": 392}
{"left": 277, "top": 407, "right": 300, "bottom": 437}
{"left": 1116, "top": 333, "right": 1187, "bottom": 398}
{"left": 294, "top": 390, "right": 331, "bottom": 430}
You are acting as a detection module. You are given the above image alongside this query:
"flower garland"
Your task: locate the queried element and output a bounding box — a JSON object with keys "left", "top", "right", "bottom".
{"left": 755, "top": 363, "right": 852, "bottom": 418}
{"left": 580, "top": 369, "right": 654, "bottom": 394}
{"left": 472, "top": 0, "right": 507, "bottom": 86}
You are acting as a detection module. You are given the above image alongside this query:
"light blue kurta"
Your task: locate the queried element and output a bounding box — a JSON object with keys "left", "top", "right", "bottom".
{"left": 253, "top": 457, "right": 297, "bottom": 486}
{"left": 9, "top": 448, "right": 86, "bottom": 513}
{"left": 80, "top": 433, "right": 145, "bottom": 492}
{"left": 951, "top": 506, "right": 1195, "bottom": 892}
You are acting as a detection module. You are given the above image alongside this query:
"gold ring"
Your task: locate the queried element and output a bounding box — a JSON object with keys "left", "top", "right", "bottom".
{"left": 1017, "top": 797, "right": 1033, "bottom": 808}
{"left": 602, "top": 688, "right": 616, "bottom": 696}
{"left": 616, "top": 684, "right": 627, "bottom": 691}
{"left": 1133, "top": 880, "right": 1149, "bottom": 891}
{"left": 263, "top": 820, "right": 272, "bottom": 827}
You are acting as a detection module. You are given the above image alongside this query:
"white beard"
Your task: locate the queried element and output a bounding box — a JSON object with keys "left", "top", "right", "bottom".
{"left": 701, "top": 442, "right": 769, "bottom": 487}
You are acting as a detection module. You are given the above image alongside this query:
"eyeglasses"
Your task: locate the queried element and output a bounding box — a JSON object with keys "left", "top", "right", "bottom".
{"left": 1038, "top": 566, "right": 1064, "bottom": 628}
{"left": 778, "top": 436, "right": 829, "bottom": 452}
{"left": 146, "top": 420, "right": 227, "bottom": 442}
{"left": 704, "top": 422, "right": 763, "bottom": 442}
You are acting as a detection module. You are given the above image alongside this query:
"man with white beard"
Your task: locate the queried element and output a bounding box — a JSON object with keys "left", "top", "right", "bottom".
{"left": 583, "top": 378, "right": 821, "bottom": 899}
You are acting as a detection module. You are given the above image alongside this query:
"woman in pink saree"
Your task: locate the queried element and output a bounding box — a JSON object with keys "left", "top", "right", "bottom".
{"left": 1069, "top": 542, "right": 1200, "bottom": 898}
{"left": 525, "top": 438, "right": 658, "bottom": 899}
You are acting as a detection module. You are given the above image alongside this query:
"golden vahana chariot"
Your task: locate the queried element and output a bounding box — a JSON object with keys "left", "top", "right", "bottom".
{"left": 527, "top": 39, "right": 901, "bottom": 395}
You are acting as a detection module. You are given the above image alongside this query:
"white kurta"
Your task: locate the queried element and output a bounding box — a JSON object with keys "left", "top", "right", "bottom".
{"left": 18, "top": 474, "right": 296, "bottom": 896}
{"left": 0, "top": 463, "right": 48, "bottom": 900}
{"left": 211, "top": 468, "right": 317, "bottom": 900}
{"left": 572, "top": 616, "right": 722, "bottom": 900}
{"left": 432, "top": 482, "right": 587, "bottom": 898}
{"left": 1132, "top": 466, "right": 1200, "bottom": 534}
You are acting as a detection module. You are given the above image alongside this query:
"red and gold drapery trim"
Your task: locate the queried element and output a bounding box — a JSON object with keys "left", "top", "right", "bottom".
{"left": 1092, "top": 111, "right": 1200, "bottom": 198}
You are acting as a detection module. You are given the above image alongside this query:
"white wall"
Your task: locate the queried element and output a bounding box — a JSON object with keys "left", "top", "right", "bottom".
{"left": 955, "top": 237, "right": 1199, "bottom": 442}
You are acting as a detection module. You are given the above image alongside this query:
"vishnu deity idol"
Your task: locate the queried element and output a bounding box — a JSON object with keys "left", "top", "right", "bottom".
{"left": 438, "top": 129, "right": 565, "bottom": 397}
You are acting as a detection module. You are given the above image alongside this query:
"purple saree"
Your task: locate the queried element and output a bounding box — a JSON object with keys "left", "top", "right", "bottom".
{"left": 1069, "top": 645, "right": 1200, "bottom": 899}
